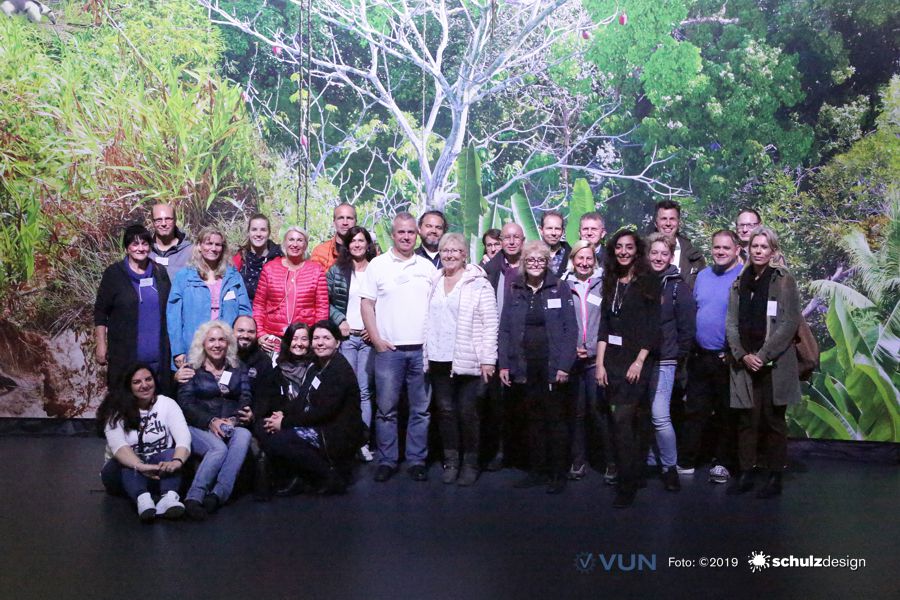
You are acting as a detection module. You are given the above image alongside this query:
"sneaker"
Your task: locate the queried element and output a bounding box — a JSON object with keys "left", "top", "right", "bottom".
{"left": 374, "top": 465, "right": 397, "bottom": 482}
{"left": 203, "top": 493, "right": 221, "bottom": 514}
{"left": 603, "top": 465, "right": 618, "bottom": 485}
{"left": 441, "top": 465, "right": 460, "bottom": 484}
{"left": 708, "top": 464, "right": 731, "bottom": 484}
{"left": 358, "top": 445, "right": 374, "bottom": 463}
{"left": 567, "top": 463, "right": 587, "bottom": 481}
{"left": 485, "top": 452, "right": 505, "bottom": 472}
{"left": 457, "top": 464, "right": 480, "bottom": 487}
{"left": 662, "top": 467, "right": 681, "bottom": 492}
{"left": 184, "top": 499, "right": 207, "bottom": 521}
{"left": 407, "top": 464, "right": 428, "bottom": 482}
{"left": 676, "top": 464, "right": 695, "bottom": 475}
{"left": 137, "top": 492, "right": 156, "bottom": 523}
{"left": 155, "top": 491, "right": 185, "bottom": 519}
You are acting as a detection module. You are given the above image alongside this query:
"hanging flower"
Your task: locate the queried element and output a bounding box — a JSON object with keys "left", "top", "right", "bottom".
{"left": 619, "top": 12, "right": 628, "bottom": 26}
{"left": 581, "top": 30, "right": 590, "bottom": 40}
{"left": 300, "top": 134, "right": 308, "bottom": 148}
{"left": 273, "top": 45, "right": 282, "bottom": 57}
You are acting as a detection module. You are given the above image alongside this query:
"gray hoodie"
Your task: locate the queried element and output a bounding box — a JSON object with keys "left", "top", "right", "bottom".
{"left": 150, "top": 229, "right": 193, "bottom": 281}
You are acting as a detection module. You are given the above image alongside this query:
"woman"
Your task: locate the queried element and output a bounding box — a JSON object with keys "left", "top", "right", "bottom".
{"left": 253, "top": 226, "right": 329, "bottom": 354}
{"left": 326, "top": 226, "right": 377, "bottom": 461}
{"left": 560, "top": 240, "right": 616, "bottom": 483}
{"left": 232, "top": 213, "right": 283, "bottom": 300}
{"left": 499, "top": 240, "right": 577, "bottom": 494}
{"left": 167, "top": 225, "right": 252, "bottom": 371}
{"left": 177, "top": 321, "right": 253, "bottom": 520}
{"left": 726, "top": 226, "right": 801, "bottom": 498}
{"left": 98, "top": 363, "right": 190, "bottom": 522}
{"left": 94, "top": 224, "right": 172, "bottom": 392}
{"left": 596, "top": 230, "right": 660, "bottom": 508}
{"left": 260, "top": 321, "right": 363, "bottom": 495}
{"left": 645, "top": 233, "right": 695, "bottom": 492}
{"left": 424, "top": 233, "right": 498, "bottom": 486}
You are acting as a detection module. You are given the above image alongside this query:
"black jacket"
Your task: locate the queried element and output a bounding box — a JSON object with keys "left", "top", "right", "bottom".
{"left": 657, "top": 265, "right": 696, "bottom": 362}
{"left": 415, "top": 245, "right": 442, "bottom": 269}
{"left": 94, "top": 260, "right": 172, "bottom": 392}
{"left": 675, "top": 234, "right": 706, "bottom": 289}
{"left": 273, "top": 353, "right": 363, "bottom": 461}
{"left": 498, "top": 272, "right": 578, "bottom": 382}
{"left": 599, "top": 271, "right": 661, "bottom": 360}
{"left": 177, "top": 363, "right": 252, "bottom": 429}
{"left": 239, "top": 345, "right": 277, "bottom": 420}
{"left": 548, "top": 241, "right": 572, "bottom": 278}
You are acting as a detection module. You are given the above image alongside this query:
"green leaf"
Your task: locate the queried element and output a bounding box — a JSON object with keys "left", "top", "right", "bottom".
{"left": 510, "top": 191, "right": 538, "bottom": 241}
{"left": 566, "top": 178, "right": 594, "bottom": 244}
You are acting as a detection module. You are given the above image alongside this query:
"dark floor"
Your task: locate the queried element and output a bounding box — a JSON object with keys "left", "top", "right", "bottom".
{"left": 0, "top": 437, "right": 896, "bottom": 600}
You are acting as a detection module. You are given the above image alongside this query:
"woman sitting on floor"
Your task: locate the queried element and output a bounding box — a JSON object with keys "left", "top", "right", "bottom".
{"left": 97, "top": 363, "right": 191, "bottom": 522}
{"left": 261, "top": 320, "right": 363, "bottom": 495}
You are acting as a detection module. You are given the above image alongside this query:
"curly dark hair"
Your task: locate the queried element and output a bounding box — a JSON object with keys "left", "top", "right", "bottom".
{"left": 602, "top": 229, "right": 650, "bottom": 303}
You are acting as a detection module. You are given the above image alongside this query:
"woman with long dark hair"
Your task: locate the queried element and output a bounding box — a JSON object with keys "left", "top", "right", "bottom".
{"left": 98, "top": 363, "right": 191, "bottom": 522}
{"left": 232, "top": 213, "right": 283, "bottom": 300}
{"left": 95, "top": 224, "right": 172, "bottom": 392}
{"left": 326, "top": 225, "right": 377, "bottom": 461}
{"left": 595, "top": 229, "right": 660, "bottom": 508}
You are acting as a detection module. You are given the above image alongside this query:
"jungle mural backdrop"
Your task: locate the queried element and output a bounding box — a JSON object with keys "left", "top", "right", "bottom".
{"left": 0, "top": 0, "right": 897, "bottom": 441}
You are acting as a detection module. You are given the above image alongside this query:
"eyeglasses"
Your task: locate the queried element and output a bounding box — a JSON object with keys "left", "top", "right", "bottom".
{"left": 524, "top": 257, "right": 548, "bottom": 266}
{"left": 501, "top": 234, "right": 524, "bottom": 241}
{"left": 439, "top": 248, "right": 465, "bottom": 256}
{"left": 736, "top": 222, "right": 760, "bottom": 230}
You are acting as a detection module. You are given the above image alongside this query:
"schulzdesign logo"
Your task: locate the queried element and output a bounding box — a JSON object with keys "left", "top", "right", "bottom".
{"left": 574, "top": 552, "right": 596, "bottom": 573}
{"left": 748, "top": 551, "right": 771, "bottom": 572}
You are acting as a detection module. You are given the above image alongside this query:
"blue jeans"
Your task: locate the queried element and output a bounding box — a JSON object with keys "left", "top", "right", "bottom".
{"left": 187, "top": 426, "right": 251, "bottom": 503}
{"left": 373, "top": 348, "right": 430, "bottom": 468}
{"left": 648, "top": 364, "right": 678, "bottom": 468}
{"left": 341, "top": 334, "right": 373, "bottom": 433}
{"left": 100, "top": 448, "right": 181, "bottom": 501}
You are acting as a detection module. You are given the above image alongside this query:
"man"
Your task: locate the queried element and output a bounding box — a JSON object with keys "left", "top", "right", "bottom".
{"left": 680, "top": 230, "right": 742, "bottom": 484}
{"left": 361, "top": 213, "right": 437, "bottom": 482}
{"left": 310, "top": 203, "right": 357, "bottom": 271}
{"left": 539, "top": 210, "right": 570, "bottom": 277}
{"left": 415, "top": 210, "right": 447, "bottom": 268}
{"left": 149, "top": 204, "right": 193, "bottom": 280}
{"left": 653, "top": 200, "right": 705, "bottom": 288}
{"left": 481, "top": 228, "right": 502, "bottom": 265}
{"left": 734, "top": 208, "right": 762, "bottom": 263}
{"left": 579, "top": 211, "right": 606, "bottom": 263}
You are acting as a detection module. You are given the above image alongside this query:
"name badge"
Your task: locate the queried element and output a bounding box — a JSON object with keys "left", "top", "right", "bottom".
{"left": 223, "top": 290, "right": 236, "bottom": 301}
{"left": 154, "top": 256, "right": 169, "bottom": 266}
{"left": 608, "top": 335, "right": 623, "bottom": 346}
{"left": 218, "top": 370, "right": 232, "bottom": 386}
{"left": 395, "top": 274, "right": 410, "bottom": 285}
{"left": 767, "top": 301, "right": 778, "bottom": 316}
{"left": 139, "top": 278, "right": 153, "bottom": 288}
{"left": 547, "top": 298, "right": 562, "bottom": 309}
{"left": 587, "top": 294, "right": 602, "bottom": 307}
{"left": 311, "top": 376, "right": 321, "bottom": 390}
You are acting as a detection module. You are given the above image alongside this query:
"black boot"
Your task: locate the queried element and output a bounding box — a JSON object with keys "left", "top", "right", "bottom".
{"left": 756, "top": 471, "right": 782, "bottom": 499}
{"left": 253, "top": 452, "right": 273, "bottom": 502}
{"left": 727, "top": 471, "right": 755, "bottom": 495}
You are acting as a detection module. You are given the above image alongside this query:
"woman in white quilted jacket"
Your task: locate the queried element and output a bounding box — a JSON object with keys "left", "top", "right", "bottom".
{"left": 424, "top": 233, "right": 499, "bottom": 486}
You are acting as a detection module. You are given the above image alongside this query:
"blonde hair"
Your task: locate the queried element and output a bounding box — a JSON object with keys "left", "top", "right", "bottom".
{"left": 190, "top": 226, "right": 229, "bottom": 280}
{"left": 282, "top": 226, "right": 309, "bottom": 259}
{"left": 646, "top": 232, "right": 676, "bottom": 254}
{"left": 188, "top": 320, "right": 239, "bottom": 369}
{"left": 518, "top": 240, "right": 552, "bottom": 277}
{"left": 566, "top": 239, "right": 596, "bottom": 273}
{"left": 438, "top": 232, "right": 467, "bottom": 257}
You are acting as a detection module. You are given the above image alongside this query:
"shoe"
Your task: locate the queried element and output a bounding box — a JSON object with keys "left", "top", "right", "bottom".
{"left": 184, "top": 499, "right": 207, "bottom": 521}
{"left": 603, "top": 465, "right": 618, "bottom": 485}
{"left": 662, "top": 467, "right": 681, "bottom": 492}
{"left": 612, "top": 488, "right": 636, "bottom": 508}
{"left": 567, "top": 463, "right": 587, "bottom": 481}
{"left": 756, "top": 472, "right": 782, "bottom": 499}
{"left": 358, "top": 444, "right": 374, "bottom": 463}
{"left": 708, "top": 464, "right": 730, "bottom": 484}
{"left": 513, "top": 472, "right": 549, "bottom": 489}
{"left": 253, "top": 452, "right": 272, "bottom": 502}
{"left": 408, "top": 464, "right": 429, "bottom": 482}
{"left": 202, "top": 493, "right": 221, "bottom": 514}
{"left": 457, "top": 464, "right": 480, "bottom": 487}
{"left": 374, "top": 465, "right": 397, "bottom": 482}
{"left": 676, "top": 464, "right": 695, "bottom": 475}
{"left": 726, "top": 471, "right": 755, "bottom": 495}
{"left": 485, "top": 451, "right": 505, "bottom": 472}
{"left": 274, "top": 476, "right": 306, "bottom": 497}
{"left": 155, "top": 491, "right": 185, "bottom": 519}
{"left": 547, "top": 475, "right": 567, "bottom": 495}
{"left": 441, "top": 465, "right": 459, "bottom": 484}
{"left": 137, "top": 492, "right": 156, "bottom": 523}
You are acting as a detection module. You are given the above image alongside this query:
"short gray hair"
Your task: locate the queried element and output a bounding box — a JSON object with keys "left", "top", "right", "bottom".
{"left": 438, "top": 232, "right": 467, "bottom": 256}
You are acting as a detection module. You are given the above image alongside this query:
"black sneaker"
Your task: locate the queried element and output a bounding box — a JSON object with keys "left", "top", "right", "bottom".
{"left": 202, "top": 493, "right": 221, "bottom": 514}
{"left": 184, "top": 499, "right": 207, "bottom": 521}
{"left": 407, "top": 464, "right": 429, "bottom": 482}
{"left": 662, "top": 467, "right": 681, "bottom": 492}
{"left": 374, "top": 465, "right": 397, "bottom": 482}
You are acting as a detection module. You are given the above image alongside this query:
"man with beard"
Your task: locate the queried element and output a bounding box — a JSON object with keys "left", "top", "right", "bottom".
{"left": 415, "top": 210, "right": 448, "bottom": 268}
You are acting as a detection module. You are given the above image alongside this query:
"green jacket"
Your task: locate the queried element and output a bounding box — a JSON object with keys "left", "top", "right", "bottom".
{"left": 726, "top": 265, "right": 802, "bottom": 408}
{"left": 326, "top": 263, "right": 351, "bottom": 326}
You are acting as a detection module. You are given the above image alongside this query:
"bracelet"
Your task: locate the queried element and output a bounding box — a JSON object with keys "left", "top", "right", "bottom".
{"left": 172, "top": 457, "right": 184, "bottom": 464}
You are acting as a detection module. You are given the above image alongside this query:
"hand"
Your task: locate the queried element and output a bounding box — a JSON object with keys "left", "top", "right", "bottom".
{"left": 157, "top": 460, "right": 182, "bottom": 475}
{"left": 499, "top": 368, "right": 511, "bottom": 387}
{"left": 481, "top": 364, "right": 495, "bottom": 383}
{"left": 173, "top": 354, "right": 186, "bottom": 369}
{"left": 742, "top": 353, "right": 764, "bottom": 372}
{"left": 237, "top": 406, "right": 254, "bottom": 424}
{"left": 209, "top": 417, "right": 229, "bottom": 439}
{"left": 626, "top": 360, "right": 644, "bottom": 384}
{"left": 263, "top": 411, "right": 283, "bottom": 434}
{"left": 373, "top": 339, "right": 396, "bottom": 353}
{"left": 554, "top": 370, "right": 569, "bottom": 384}
{"left": 95, "top": 343, "right": 108, "bottom": 366}
{"left": 361, "top": 329, "right": 372, "bottom": 343}
{"left": 259, "top": 335, "right": 280, "bottom": 353}
{"left": 576, "top": 346, "right": 588, "bottom": 359}
{"left": 174, "top": 365, "right": 195, "bottom": 384}
{"left": 595, "top": 364, "right": 608, "bottom": 387}
{"left": 339, "top": 321, "right": 351, "bottom": 337}
{"left": 135, "top": 462, "right": 160, "bottom": 479}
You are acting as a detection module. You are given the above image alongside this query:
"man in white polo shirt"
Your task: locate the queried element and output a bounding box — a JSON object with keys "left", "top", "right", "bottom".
{"left": 361, "top": 212, "right": 437, "bottom": 482}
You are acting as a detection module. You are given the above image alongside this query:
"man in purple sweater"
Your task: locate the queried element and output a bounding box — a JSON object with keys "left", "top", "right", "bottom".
{"left": 679, "top": 230, "right": 742, "bottom": 482}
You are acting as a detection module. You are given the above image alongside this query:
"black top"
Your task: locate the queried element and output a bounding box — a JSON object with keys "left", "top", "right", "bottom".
{"left": 599, "top": 271, "right": 661, "bottom": 363}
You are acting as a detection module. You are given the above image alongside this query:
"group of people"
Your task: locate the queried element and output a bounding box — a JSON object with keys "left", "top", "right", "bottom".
{"left": 94, "top": 199, "right": 803, "bottom": 520}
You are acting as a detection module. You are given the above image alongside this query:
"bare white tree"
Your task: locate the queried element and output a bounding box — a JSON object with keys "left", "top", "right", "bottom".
{"left": 200, "top": 0, "right": 688, "bottom": 213}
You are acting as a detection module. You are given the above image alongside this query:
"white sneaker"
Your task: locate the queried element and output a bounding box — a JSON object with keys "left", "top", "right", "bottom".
{"left": 676, "top": 465, "right": 695, "bottom": 475}
{"left": 155, "top": 490, "right": 185, "bottom": 519}
{"left": 358, "top": 444, "right": 374, "bottom": 463}
{"left": 708, "top": 464, "right": 731, "bottom": 484}
{"left": 137, "top": 492, "right": 156, "bottom": 522}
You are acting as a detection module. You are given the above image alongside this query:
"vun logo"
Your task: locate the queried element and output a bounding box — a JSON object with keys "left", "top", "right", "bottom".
{"left": 575, "top": 553, "right": 657, "bottom": 572}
